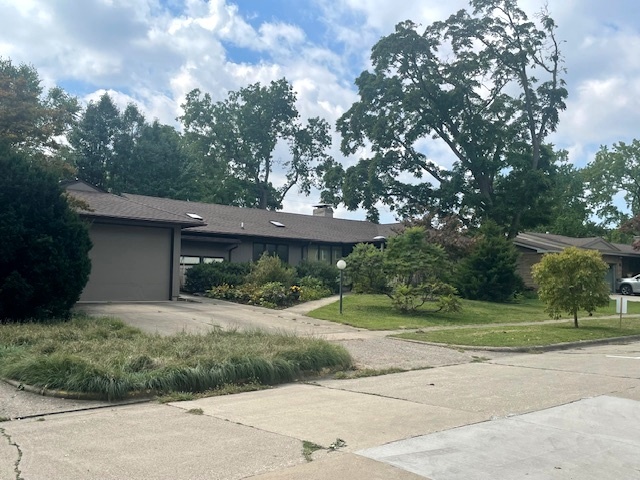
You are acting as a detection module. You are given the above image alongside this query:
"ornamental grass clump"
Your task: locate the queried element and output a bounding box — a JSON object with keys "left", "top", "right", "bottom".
{"left": 0, "top": 316, "right": 352, "bottom": 400}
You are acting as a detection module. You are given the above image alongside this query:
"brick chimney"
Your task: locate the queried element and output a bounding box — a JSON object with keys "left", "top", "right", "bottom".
{"left": 313, "top": 203, "right": 333, "bottom": 218}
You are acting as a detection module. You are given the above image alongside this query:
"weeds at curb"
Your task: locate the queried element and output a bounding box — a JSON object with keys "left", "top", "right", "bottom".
{"left": 302, "top": 441, "right": 323, "bottom": 462}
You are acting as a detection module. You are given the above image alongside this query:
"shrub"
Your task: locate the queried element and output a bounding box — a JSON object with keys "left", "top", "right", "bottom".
{"left": 257, "top": 282, "right": 290, "bottom": 307}
{"left": 245, "top": 253, "right": 297, "bottom": 287}
{"left": 454, "top": 222, "right": 523, "bottom": 302}
{"left": 207, "top": 282, "right": 294, "bottom": 308}
{"left": 184, "top": 262, "right": 249, "bottom": 293}
{"left": 344, "top": 243, "right": 387, "bottom": 293}
{"left": 390, "top": 282, "right": 461, "bottom": 313}
{"left": 0, "top": 145, "right": 92, "bottom": 321}
{"left": 383, "top": 227, "right": 460, "bottom": 314}
{"left": 295, "top": 260, "right": 339, "bottom": 292}
{"left": 299, "top": 276, "right": 332, "bottom": 301}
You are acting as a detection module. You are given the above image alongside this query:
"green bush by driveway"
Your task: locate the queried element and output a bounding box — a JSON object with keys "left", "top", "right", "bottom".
{"left": 0, "top": 316, "right": 352, "bottom": 400}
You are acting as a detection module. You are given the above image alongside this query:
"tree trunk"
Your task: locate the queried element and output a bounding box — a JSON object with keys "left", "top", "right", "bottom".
{"left": 573, "top": 311, "right": 579, "bottom": 328}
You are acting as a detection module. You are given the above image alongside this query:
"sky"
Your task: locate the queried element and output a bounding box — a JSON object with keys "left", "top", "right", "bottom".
{"left": 1, "top": 0, "right": 640, "bottom": 223}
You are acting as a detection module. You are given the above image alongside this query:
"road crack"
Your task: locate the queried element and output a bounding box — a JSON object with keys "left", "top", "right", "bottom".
{"left": 0, "top": 427, "right": 23, "bottom": 480}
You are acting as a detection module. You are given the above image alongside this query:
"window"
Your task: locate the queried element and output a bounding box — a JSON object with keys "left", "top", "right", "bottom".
{"left": 202, "top": 257, "right": 224, "bottom": 264}
{"left": 186, "top": 213, "right": 203, "bottom": 220}
{"left": 253, "top": 242, "right": 289, "bottom": 262}
{"left": 269, "top": 220, "right": 285, "bottom": 227}
{"left": 180, "top": 256, "right": 223, "bottom": 266}
{"left": 318, "top": 246, "right": 331, "bottom": 263}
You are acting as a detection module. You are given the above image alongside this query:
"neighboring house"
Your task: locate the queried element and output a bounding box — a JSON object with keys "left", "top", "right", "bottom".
{"left": 65, "top": 181, "right": 399, "bottom": 302}
{"left": 514, "top": 232, "right": 640, "bottom": 292}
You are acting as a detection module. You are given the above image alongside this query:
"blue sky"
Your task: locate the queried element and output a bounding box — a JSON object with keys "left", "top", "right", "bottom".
{"left": 1, "top": 0, "right": 639, "bottom": 223}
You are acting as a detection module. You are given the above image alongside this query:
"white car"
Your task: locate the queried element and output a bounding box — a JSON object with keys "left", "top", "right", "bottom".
{"left": 618, "top": 274, "right": 640, "bottom": 295}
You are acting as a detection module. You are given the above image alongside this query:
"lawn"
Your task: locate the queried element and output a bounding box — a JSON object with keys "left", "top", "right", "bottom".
{"left": 0, "top": 315, "right": 352, "bottom": 400}
{"left": 394, "top": 318, "right": 640, "bottom": 347}
{"left": 306, "top": 294, "right": 640, "bottom": 330}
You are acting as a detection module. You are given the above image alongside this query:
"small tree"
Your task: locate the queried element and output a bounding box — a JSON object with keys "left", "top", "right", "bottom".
{"left": 384, "top": 227, "right": 461, "bottom": 313}
{"left": 0, "top": 144, "right": 92, "bottom": 320}
{"left": 344, "top": 243, "right": 386, "bottom": 293}
{"left": 455, "top": 222, "right": 523, "bottom": 302}
{"left": 532, "top": 247, "right": 610, "bottom": 328}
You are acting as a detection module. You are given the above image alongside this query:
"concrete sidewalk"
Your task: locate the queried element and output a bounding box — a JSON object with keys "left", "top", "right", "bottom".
{"left": 2, "top": 341, "right": 639, "bottom": 479}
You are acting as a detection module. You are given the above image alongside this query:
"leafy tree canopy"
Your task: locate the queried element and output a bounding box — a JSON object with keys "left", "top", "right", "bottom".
{"left": 583, "top": 139, "right": 640, "bottom": 228}
{"left": 337, "top": 0, "right": 567, "bottom": 234}
{"left": 70, "top": 93, "right": 188, "bottom": 197}
{"left": 0, "top": 57, "right": 79, "bottom": 176}
{"left": 179, "top": 78, "right": 340, "bottom": 209}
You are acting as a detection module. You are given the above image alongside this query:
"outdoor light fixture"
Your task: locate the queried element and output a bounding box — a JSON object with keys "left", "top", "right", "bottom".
{"left": 336, "top": 259, "right": 346, "bottom": 314}
{"left": 373, "top": 235, "right": 386, "bottom": 251}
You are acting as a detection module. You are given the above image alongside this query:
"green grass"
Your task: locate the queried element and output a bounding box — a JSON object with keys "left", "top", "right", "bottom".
{"left": 0, "top": 315, "right": 352, "bottom": 400}
{"left": 395, "top": 318, "right": 640, "bottom": 347}
{"left": 307, "top": 294, "right": 640, "bottom": 330}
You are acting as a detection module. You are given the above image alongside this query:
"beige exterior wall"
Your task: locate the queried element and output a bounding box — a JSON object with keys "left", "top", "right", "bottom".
{"left": 80, "top": 223, "right": 176, "bottom": 301}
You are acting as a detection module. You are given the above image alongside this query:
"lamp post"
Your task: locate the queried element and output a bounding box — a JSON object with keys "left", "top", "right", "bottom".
{"left": 336, "top": 259, "right": 346, "bottom": 314}
{"left": 373, "top": 235, "right": 386, "bottom": 252}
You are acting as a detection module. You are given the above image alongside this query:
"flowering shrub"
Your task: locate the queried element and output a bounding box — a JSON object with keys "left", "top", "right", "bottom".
{"left": 207, "top": 282, "right": 293, "bottom": 308}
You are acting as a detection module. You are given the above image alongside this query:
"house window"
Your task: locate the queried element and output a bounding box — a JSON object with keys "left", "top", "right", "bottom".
{"left": 318, "top": 246, "right": 331, "bottom": 263}
{"left": 253, "top": 243, "right": 289, "bottom": 262}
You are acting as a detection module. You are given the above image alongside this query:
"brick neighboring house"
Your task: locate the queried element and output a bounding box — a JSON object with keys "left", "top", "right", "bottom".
{"left": 65, "top": 181, "right": 399, "bottom": 302}
{"left": 514, "top": 232, "right": 640, "bottom": 292}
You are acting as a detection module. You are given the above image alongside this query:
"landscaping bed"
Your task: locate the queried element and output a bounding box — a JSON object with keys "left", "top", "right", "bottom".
{"left": 0, "top": 316, "right": 352, "bottom": 400}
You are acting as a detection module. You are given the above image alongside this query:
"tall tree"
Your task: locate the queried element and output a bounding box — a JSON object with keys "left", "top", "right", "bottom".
{"left": 70, "top": 93, "right": 122, "bottom": 190}
{"left": 0, "top": 57, "right": 79, "bottom": 176}
{"left": 583, "top": 139, "right": 640, "bottom": 228}
{"left": 180, "top": 78, "right": 338, "bottom": 209}
{"left": 337, "top": 0, "right": 567, "bottom": 234}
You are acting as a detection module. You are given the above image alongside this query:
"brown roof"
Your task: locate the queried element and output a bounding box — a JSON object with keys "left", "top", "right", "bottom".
{"left": 67, "top": 188, "right": 204, "bottom": 227}
{"left": 124, "top": 193, "right": 400, "bottom": 244}
{"left": 515, "top": 232, "right": 638, "bottom": 257}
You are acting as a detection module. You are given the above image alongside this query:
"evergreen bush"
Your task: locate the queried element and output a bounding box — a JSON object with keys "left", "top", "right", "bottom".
{"left": 0, "top": 145, "right": 92, "bottom": 321}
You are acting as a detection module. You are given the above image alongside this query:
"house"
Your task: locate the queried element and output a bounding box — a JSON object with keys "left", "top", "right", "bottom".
{"left": 514, "top": 232, "right": 640, "bottom": 292}
{"left": 65, "top": 182, "right": 399, "bottom": 302}
{"left": 65, "top": 181, "right": 204, "bottom": 302}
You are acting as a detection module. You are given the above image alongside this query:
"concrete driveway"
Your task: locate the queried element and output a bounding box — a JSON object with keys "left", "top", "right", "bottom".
{"left": 1, "top": 341, "right": 639, "bottom": 479}
{"left": 75, "top": 296, "right": 361, "bottom": 338}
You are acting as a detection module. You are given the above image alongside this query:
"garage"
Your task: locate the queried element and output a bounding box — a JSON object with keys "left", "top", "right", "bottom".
{"left": 80, "top": 223, "right": 174, "bottom": 302}
{"left": 65, "top": 181, "right": 203, "bottom": 302}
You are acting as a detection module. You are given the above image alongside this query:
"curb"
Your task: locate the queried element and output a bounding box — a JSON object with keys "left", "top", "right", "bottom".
{"left": 1, "top": 377, "right": 154, "bottom": 402}
{"left": 392, "top": 334, "right": 640, "bottom": 353}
